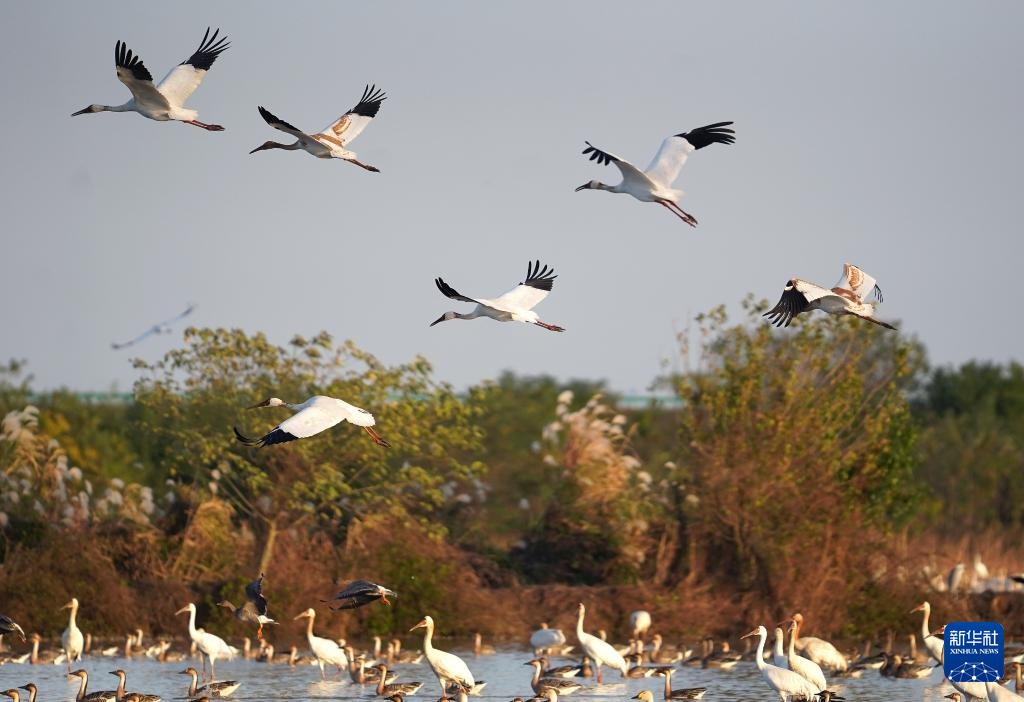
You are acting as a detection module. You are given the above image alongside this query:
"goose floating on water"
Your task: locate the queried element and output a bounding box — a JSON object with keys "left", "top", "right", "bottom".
{"left": 178, "top": 666, "right": 240, "bottom": 698}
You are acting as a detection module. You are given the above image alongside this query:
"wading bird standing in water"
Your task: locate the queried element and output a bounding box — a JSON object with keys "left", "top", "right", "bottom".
{"left": 431, "top": 261, "right": 564, "bottom": 332}
{"left": 574, "top": 122, "right": 735, "bottom": 227}
{"left": 249, "top": 85, "right": 386, "bottom": 171}
{"left": 218, "top": 573, "right": 276, "bottom": 639}
{"left": 763, "top": 263, "right": 895, "bottom": 330}
{"left": 111, "top": 303, "right": 196, "bottom": 350}
{"left": 234, "top": 396, "right": 391, "bottom": 448}
{"left": 72, "top": 29, "right": 229, "bottom": 131}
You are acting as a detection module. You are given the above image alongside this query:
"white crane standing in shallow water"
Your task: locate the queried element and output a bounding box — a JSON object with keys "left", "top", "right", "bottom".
{"left": 233, "top": 395, "right": 391, "bottom": 448}
{"left": 430, "top": 261, "right": 565, "bottom": 332}
{"left": 293, "top": 609, "right": 347, "bottom": 681}
{"left": 61, "top": 598, "right": 84, "bottom": 673}
{"left": 763, "top": 263, "right": 895, "bottom": 331}
{"left": 410, "top": 615, "right": 475, "bottom": 695}
{"left": 249, "top": 85, "right": 386, "bottom": 171}
{"left": 575, "top": 603, "right": 628, "bottom": 683}
{"left": 72, "top": 29, "right": 229, "bottom": 131}
{"left": 574, "top": 122, "right": 735, "bottom": 227}
{"left": 175, "top": 603, "right": 232, "bottom": 682}
{"left": 741, "top": 626, "right": 825, "bottom": 702}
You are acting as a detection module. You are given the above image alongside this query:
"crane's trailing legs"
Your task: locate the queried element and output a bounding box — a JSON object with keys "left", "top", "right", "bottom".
{"left": 364, "top": 426, "right": 392, "bottom": 448}
{"left": 534, "top": 322, "right": 565, "bottom": 332}
{"left": 658, "top": 200, "right": 697, "bottom": 227}
{"left": 186, "top": 120, "right": 225, "bottom": 131}
{"left": 347, "top": 158, "right": 379, "bottom": 172}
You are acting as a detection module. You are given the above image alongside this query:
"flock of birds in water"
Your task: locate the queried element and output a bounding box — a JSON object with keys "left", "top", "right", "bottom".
{"left": 0, "top": 578, "right": 1022, "bottom": 702}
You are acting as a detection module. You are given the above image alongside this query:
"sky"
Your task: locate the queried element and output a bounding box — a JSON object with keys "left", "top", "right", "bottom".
{"left": 2, "top": 1, "right": 1023, "bottom": 395}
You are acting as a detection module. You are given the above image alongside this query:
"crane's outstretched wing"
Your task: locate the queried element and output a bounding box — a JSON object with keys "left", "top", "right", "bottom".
{"left": 763, "top": 279, "right": 833, "bottom": 327}
{"left": 493, "top": 260, "right": 557, "bottom": 311}
{"left": 315, "top": 84, "right": 387, "bottom": 148}
{"left": 245, "top": 573, "right": 269, "bottom": 617}
{"left": 834, "top": 263, "right": 882, "bottom": 303}
{"left": 581, "top": 142, "right": 654, "bottom": 190}
{"left": 114, "top": 40, "right": 167, "bottom": 108}
{"left": 111, "top": 303, "right": 196, "bottom": 350}
{"left": 234, "top": 403, "right": 344, "bottom": 448}
{"left": 322, "top": 580, "right": 397, "bottom": 610}
{"left": 434, "top": 278, "right": 483, "bottom": 305}
{"left": 157, "top": 28, "right": 230, "bottom": 106}
{"left": 256, "top": 106, "right": 312, "bottom": 141}
{"left": 643, "top": 122, "right": 734, "bottom": 186}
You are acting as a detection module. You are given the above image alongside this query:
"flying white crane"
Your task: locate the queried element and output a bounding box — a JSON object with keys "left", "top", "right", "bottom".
{"left": 249, "top": 85, "right": 386, "bottom": 171}
{"left": 910, "top": 602, "right": 944, "bottom": 665}
{"left": 72, "top": 28, "right": 229, "bottom": 131}
{"left": 763, "top": 263, "right": 895, "bottom": 331}
{"left": 175, "top": 603, "right": 233, "bottom": 682}
{"left": 293, "top": 608, "right": 347, "bottom": 680}
{"left": 787, "top": 613, "right": 848, "bottom": 673}
{"left": 575, "top": 603, "right": 628, "bottom": 683}
{"left": 61, "top": 598, "right": 84, "bottom": 673}
{"left": 111, "top": 303, "right": 196, "bottom": 349}
{"left": 431, "top": 260, "right": 564, "bottom": 332}
{"left": 410, "top": 615, "right": 475, "bottom": 695}
{"left": 574, "top": 122, "right": 735, "bottom": 227}
{"left": 740, "top": 625, "right": 823, "bottom": 702}
{"left": 233, "top": 395, "right": 391, "bottom": 448}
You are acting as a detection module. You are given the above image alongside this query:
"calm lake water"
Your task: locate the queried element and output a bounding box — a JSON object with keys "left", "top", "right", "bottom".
{"left": 0, "top": 645, "right": 982, "bottom": 702}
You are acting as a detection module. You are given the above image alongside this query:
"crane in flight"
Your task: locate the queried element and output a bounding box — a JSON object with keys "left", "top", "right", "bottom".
{"left": 575, "top": 122, "right": 735, "bottom": 227}
{"left": 249, "top": 85, "right": 386, "bottom": 171}
{"left": 72, "top": 28, "right": 229, "bottom": 131}
{"left": 111, "top": 303, "right": 196, "bottom": 349}
{"left": 234, "top": 395, "right": 391, "bottom": 448}
{"left": 431, "top": 260, "right": 564, "bottom": 332}
{"left": 763, "top": 263, "right": 895, "bottom": 330}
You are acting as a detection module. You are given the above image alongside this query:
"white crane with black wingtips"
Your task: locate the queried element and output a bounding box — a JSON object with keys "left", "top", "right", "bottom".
{"left": 574, "top": 122, "right": 735, "bottom": 226}
{"left": 72, "top": 29, "right": 229, "bottom": 130}
{"left": 431, "top": 260, "right": 565, "bottom": 332}
{"left": 250, "top": 85, "right": 386, "bottom": 171}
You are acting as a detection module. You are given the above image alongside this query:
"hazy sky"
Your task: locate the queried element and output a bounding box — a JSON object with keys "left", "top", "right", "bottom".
{"left": 2, "top": 1, "right": 1023, "bottom": 394}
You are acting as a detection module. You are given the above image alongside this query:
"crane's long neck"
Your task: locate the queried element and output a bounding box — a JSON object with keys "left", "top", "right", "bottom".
{"left": 69, "top": 602, "right": 79, "bottom": 629}
{"left": 919, "top": 604, "right": 931, "bottom": 640}
{"left": 787, "top": 627, "right": 797, "bottom": 662}
{"left": 576, "top": 610, "right": 585, "bottom": 639}
{"left": 187, "top": 607, "right": 198, "bottom": 638}
{"left": 422, "top": 621, "right": 435, "bottom": 655}
{"left": 753, "top": 630, "right": 767, "bottom": 671}
{"left": 774, "top": 629, "right": 784, "bottom": 659}
{"left": 792, "top": 619, "right": 801, "bottom": 648}
{"left": 306, "top": 615, "right": 316, "bottom": 643}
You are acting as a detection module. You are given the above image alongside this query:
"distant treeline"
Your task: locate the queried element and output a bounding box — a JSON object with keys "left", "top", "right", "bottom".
{"left": 1, "top": 303, "right": 1022, "bottom": 641}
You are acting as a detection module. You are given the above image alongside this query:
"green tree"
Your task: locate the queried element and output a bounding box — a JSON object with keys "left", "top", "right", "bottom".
{"left": 664, "top": 299, "right": 922, "bottom": 629}
{"left": 131, "top": 328, "right": 485, "bottom": 573}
